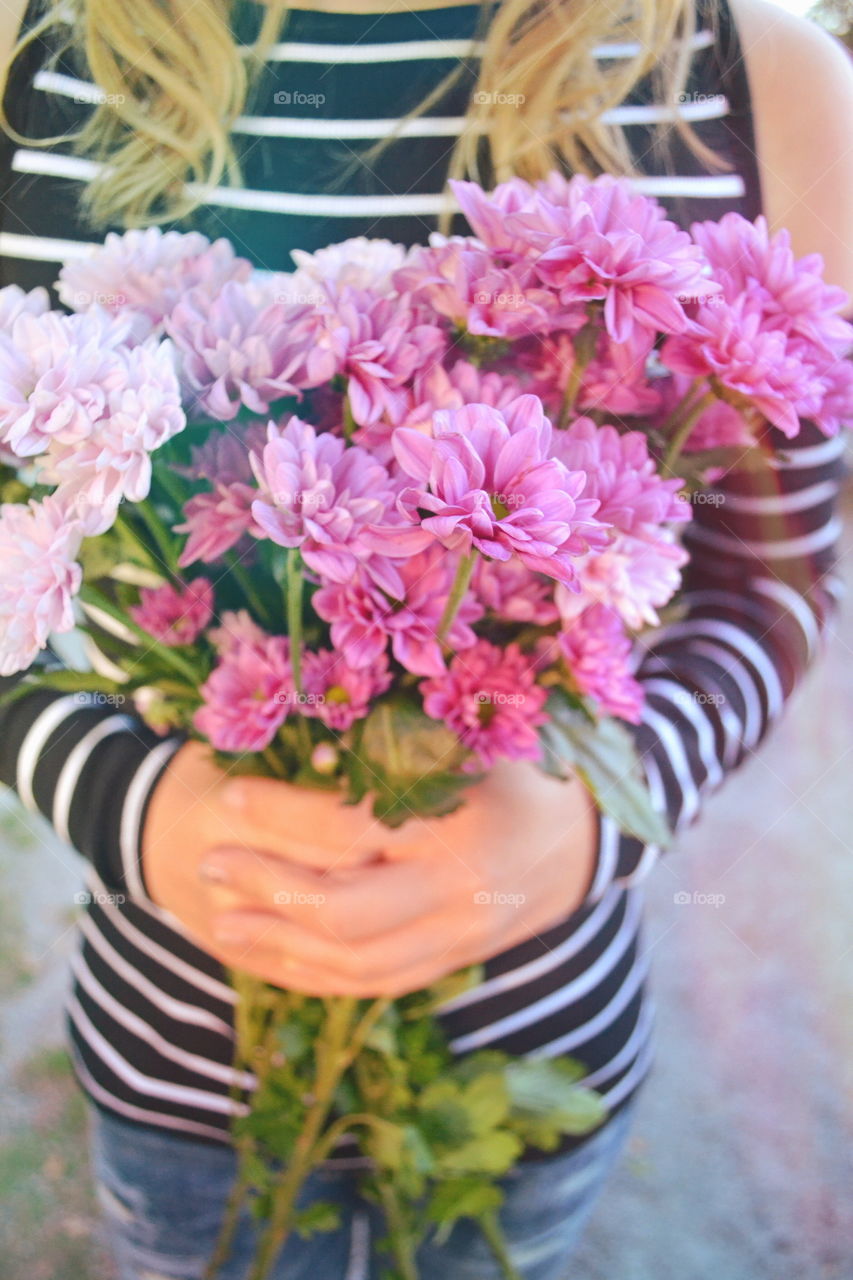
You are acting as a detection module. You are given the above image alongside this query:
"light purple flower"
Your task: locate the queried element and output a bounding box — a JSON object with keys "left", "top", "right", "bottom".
{"left": 0, "top": 283, "right": 50, "bottom": 328}
{"left": 299, "top": 648, "right": 392, "bottom": 731}
{"left": 0, "top": 495, "right": 84, "bottom": 675}
{"left": 130, "top": 577, "right": 214, "bottom": 646}
{"left": 167, "top": 280, "right": 329, "bottom": 420}
{"left": 194, "top": 625, "right": 292, "bottom": 753}
{"left": 420, "top": 640, "right": 548, "bottom": 770}
{"left": 291, "top": 238, "right": 407, "bottom": 295}
{"left": 558, "top": 604, "right": 644, "bottom": 723}
{"left": 57, "top": 229, "right": 251, "bottom": 324}
{"left": 0, "top": 308, "right": 135, "bottom": 459}
{"left": 313, "top": 546, "right": 483, "bottom": 677}
{"left": 180, "top": 423, "right": 268, "bottom": 485}
{"left": 251, "top": 417, "right": 398, "bottom": 582}
{"left": 378, "top": 396, "right": 606, "bottom": 587}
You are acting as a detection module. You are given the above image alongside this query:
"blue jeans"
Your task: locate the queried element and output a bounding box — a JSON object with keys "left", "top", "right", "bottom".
{"left": 90, "top": 1103, "right": 634, "bottom": 1280}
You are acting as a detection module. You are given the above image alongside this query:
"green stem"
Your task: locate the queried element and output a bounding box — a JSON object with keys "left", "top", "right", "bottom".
{"left": 284, "top": 549, "right": 314, "bottom": 759}
{"left": 437, "top": 551, "right": 477, "bottom": 645}
{"left": 661, "top": 390, "right": 718, "bottom": 475}
{"left": 557, "top": 318, "right": 598, "bottom": 429}
{"left": 137, "top": 498, "right": 178, "bottom": 572}
{"left": 248, "top": 997, "right": 361, "bottom": 1280}
{"left": 478, "top": 1211, "right": 523, "bottom": 1280}
{"left": 226, "top": 553, "right": 272, "bottom": 626}
{"left": 375, "top": 1178, "right": 419, "bottom": 1280}
{"left": 285, "top": 549, "right": 304, "bottom": 693}
{"left": 262, "top": 745, "right": 289, "bottom": 779}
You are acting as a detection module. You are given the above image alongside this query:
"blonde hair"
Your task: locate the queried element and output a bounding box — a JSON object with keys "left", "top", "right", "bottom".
{"left": 2, "top": 0, "right": 718, "bottom": 228}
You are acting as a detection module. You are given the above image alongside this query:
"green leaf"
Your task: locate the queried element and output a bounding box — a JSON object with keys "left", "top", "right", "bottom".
{"left": 435, "top": 1130, "right": 522, "bottom": 1176}
{"left": 365, "top": 1118, "right": 407, "bottom": 1172}
{"left": 540, "top": 689, "right": 671, "bottom": 847}
{"left": 505, "top": 1059, "right": 607, "bottom": 1138}
{"left": 293, "top": 1201, "right": 342, "bottom": 1239}
{"left": 462, "top": 1073, "right": 510, "bottom": 1136}
{"left": 426, "top": 1177, "right": 504, "bottom": 1229}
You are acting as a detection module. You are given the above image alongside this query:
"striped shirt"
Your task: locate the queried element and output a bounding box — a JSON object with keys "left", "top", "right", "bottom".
{"left": 0, "top": 0, "right": 845, "bottom": 1150}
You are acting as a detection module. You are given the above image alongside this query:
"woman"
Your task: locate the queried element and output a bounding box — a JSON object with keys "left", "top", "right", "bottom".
{"left": 0, "top": 1, "right": 851, "bottom": 1277}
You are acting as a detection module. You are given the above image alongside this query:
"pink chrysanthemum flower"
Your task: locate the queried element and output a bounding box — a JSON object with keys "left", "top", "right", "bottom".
{"left": 557, "top": 529, "right": 688, "bottom": 631}
{"left": 691, "top": 213, "right": 853, "bottom": 354}
{"left": 403, "top": 359, "right": 527, "bottom": 433}
{"left": 57, "top": 229, "right": 251, "bottom": 325}
{"left": 662, "top": 294, "right": 827, "bottom": 438}
{"left": 251, "top": 417, "right": 398, "bottom": 582}
{"left": 420, "top": 640, "right": 548, "bottom": 770}
{"left": 194, "top": 625, "right": 292, "bottom": 753}
{"left": 394, "top": 238, "right": 567, "bottom": 340}
{"left": 551, "top": 417, "right": 690, "bottom": 532}
{"left": 167, "top": 281, "right": 329, "bottom": 420}
{"left": 558, "top": 604, "right": 644, "bottom": 723}
{"left": 453, "top": 174, "right": 718, "bottom": 344}
{"left": 474, "top": 558, "right": 559, "bottom": 626}
{"left": 313, "top": 546, "right": 483, "bottom": 677}
{"left": 313, "top": 287, "right": 447, "bottom": 429}
{"left": 0, "top": 495, "right": 84, "bottom": 675}
{"left": 518, "top": 330, "right": 662, "bottom": 420}
{"left": 176, "top": 483, "right": 260, "bottom": 566}
{"left": 381, "top": 396, "right": 605, "bottom": 587}
{"left": 299, "top": 648, "right": 392, "bottom": 732}
{"left": 655, "top": 373, "right": 753, "bottom": 454}
{"left": 130, "top": 577, "right": 214, "bottom": 647}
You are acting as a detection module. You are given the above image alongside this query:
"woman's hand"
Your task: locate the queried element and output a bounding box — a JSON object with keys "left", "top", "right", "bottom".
{"left": 143, "top": 742, "right": 598, "bottom": 997}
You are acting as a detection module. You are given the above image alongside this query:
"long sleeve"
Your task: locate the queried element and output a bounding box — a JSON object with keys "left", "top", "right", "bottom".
{"left": 585, "top": 419, "right": 846, "bottom": 898}
{"left": 0, "top": 672, "right": 183, "bottom": 901}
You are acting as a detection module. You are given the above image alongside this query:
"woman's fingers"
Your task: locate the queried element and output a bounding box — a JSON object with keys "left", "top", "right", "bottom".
{"left": 220, "top": 775, "right": 417, "bottom": 866}
{"left": 200, "top": 846, "right": 449, "bottom": 941}
{"left": 209, "top": 906, "right": 468, "bottom": 989}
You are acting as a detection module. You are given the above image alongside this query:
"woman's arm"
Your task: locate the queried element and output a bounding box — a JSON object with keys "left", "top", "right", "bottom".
{"left": 594, "top": 2, "right": 853, "bottom": 891}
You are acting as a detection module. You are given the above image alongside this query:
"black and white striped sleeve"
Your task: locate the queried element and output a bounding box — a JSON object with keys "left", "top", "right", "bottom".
{"left": 0, "top": 676, "right": 184, "bottom": 900}
{"left": 586, "top": 418, "right": 847, "bottom": 897}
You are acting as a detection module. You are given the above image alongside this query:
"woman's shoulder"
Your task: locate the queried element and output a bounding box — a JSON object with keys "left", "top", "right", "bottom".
{"left": 730, "top": 0, "right": 853, "bottom": 293}
{"left": 0, "top": 0, "right": 35, "bottom": 97}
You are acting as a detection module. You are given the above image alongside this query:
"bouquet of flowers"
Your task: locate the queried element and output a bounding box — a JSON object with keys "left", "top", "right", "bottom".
{"left": 0, "top": 172, "right": 850, "bottom": 1280}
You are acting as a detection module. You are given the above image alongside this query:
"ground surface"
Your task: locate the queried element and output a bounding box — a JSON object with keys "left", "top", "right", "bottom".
{"left": 1, "top": 501, "right": 851, "bottom": 1280}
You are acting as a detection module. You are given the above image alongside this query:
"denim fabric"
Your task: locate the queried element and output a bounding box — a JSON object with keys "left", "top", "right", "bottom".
{"left": 90, "top": 1103, "right": 634, "bottom": 1280}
